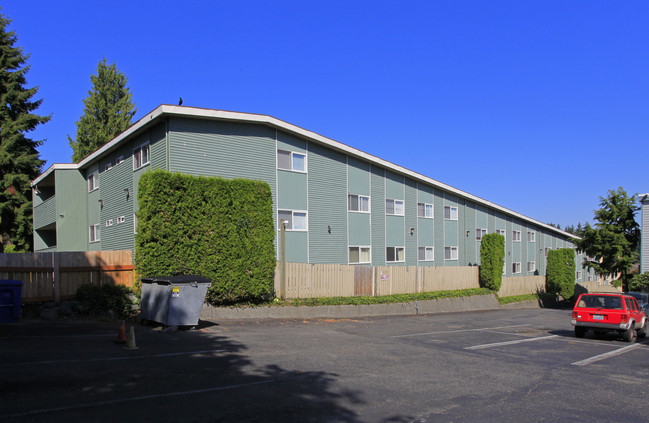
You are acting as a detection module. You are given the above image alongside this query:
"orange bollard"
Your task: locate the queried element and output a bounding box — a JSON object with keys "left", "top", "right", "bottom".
{"left": 115, "top": 320, "right": 127, "bottom": 344}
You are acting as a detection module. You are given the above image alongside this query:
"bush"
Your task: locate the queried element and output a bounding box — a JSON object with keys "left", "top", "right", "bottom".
{"left": 629, "top": 273, "right": 649, "bottom": 292}
{"left": 75, "top": 284, "right": 135, "bottom": 318}
{"left": 135, "top": 170, "right": 276, "bottom": 305}
{"left": 546, "top": 248, "right": 576, "bottom": 300}
{"left": 479, "top": 233, "right": 505, "bottom": 291}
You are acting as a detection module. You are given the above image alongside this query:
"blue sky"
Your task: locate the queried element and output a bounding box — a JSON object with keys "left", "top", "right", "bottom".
{"left": 3, "top": 1, "right": 647, "bottom": 228}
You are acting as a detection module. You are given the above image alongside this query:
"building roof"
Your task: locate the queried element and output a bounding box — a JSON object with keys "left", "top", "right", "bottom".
{"left": 32, "top": 104, "right": 579, "bottom": 240}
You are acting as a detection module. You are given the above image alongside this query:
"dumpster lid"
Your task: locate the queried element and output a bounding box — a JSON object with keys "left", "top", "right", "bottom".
{"left": 141, "top": 275, "right": 211, "bottom": 285}
{"left": 0, "top": 279, "right": 23, "bottom": 286}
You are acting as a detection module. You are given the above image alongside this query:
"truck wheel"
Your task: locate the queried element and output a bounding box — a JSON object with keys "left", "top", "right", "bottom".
{"left": 622, "top": 327, "right": 634, "bottom": 343}
{"left": 638, "top": 321, "right": 647, "bottom": 339}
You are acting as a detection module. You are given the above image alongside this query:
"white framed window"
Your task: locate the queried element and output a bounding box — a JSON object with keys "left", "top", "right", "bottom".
{"left": 349, "top": 246, "right": 371, "bottom": 264}
{"left": 513, "top": 262, "right": 521, "bottom": 273}
{"left": 444, "top": 246, "right": 458, "bottom": 260}
{"left": 527, "top": 231, "right": 536, "bottom": 242}
{"left": 417, "top": 203, "right": 434, "bottom": 218}
{"left": 87, "top": 171, "right": 98, "bottom": 192}
{"left": 512, "top": 230, "right": 521, "bottom": 242}
{"left": 105, "top": 219, "right": 113, "bottom": 227}
{"left": 348, "top": 194, "right": 370, "bottom": 212}
{"left": 444, "top": 206, "right": 458, "bottom": 220}
{"left": 116, "top": 216, "right": 126, "bottom": 224}
{"left": 89, "top": 224, "right": 100, "bottom": 243}
{"left": 386, "top": 246, "right": 405, "bottom": 262}
{"left": 117, "top": 155, "right": 124, "bottom": 164}
{"left": 278, "top": 210, "right": 308, "bottom": 231}
{"left": 545, "top": 247, "right": 551, "bottom": 257}
{"left": 277, "top": 150, "right": 306, "bottom": 172}
{"left": 577, "top": 271, "right": 582, "bottom": 280}
{"left": 418, "top": 246, "right": 434, "bottom": 261}
{"left": 104, "top": 162, "right": 113, "bottom": 172}
{"left": 496, "top": 229, "right": 506, "bottom": 238}
{"left": 133, "top": 142, "right": 150, "bottom": 170}
{"left": 476, "top": 228, "right": 487, "bottom": 241}
{"left": 385, "top": 199, "right": 404, "bottom": 216}
{"left": 133, "top": 213, "right": 138, "bottom": 234}
{"left": 527, "top": 261, "right": 536, "bottom": 272}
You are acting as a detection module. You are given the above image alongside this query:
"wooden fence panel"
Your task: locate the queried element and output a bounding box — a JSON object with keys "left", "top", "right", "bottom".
{"left": 354, "top": 266, "right": 373, "bottom": 296}
{"left": 498, "top": 276, "right": 546, "bottom": 297}
{"left": 420, "top": 266, "right": 480, "bottom": 292}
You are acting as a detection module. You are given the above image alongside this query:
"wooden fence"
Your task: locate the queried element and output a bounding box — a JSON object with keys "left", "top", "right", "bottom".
{"left": 0, "top": 251, "right": 135, "bottom": 303}
{"left": 275, "top": 263, "right": 480, "bottom": 299}
{"left": 498, "top": 276, "right": 546, "bottom": 297}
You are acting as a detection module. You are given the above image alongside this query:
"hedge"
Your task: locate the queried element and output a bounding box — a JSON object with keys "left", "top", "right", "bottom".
{"left": 546, "top": 248, "right": 576, "bottom": 300}
{"left": 135, "top": 170, "right": 276, "bottom": 305}
{"left": 479, "top": 233, "right": 505, "bottom": 291}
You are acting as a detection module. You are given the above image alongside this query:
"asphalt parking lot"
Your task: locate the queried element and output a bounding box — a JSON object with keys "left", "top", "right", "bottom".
{"left": 2, "top": 308, "right": 649, "bottom": 422}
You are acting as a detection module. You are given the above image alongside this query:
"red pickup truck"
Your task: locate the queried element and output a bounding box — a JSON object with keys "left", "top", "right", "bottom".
{"left": 571, "top": 293, "right": 647, "bottom": 342}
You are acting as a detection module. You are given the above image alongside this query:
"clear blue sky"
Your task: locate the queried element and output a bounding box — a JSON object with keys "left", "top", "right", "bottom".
{"left": 3, "top": 1, "right": 647, "bottom": 228}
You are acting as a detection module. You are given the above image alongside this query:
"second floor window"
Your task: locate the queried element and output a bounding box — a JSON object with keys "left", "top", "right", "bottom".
{"left": 277, "top": 150, "right": 306, "bottom": 172}
{"left": 386, "top": 199, "right": 404, "bottom": 215}
{"left": 348, "top": 194, "right": 370, "bottom": 212}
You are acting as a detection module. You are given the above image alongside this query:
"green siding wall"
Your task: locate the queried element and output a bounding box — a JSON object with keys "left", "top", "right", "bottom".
{"left": 55, "top": 170, "right": 87, "bottom": 251}
{"left": 307, "top": 143, "right": 347, "bottom": 264}
{"left": 371, "top": 166, "right": 386, "bottom": 265}
{"left": 278, "top": 171, "right": 308, "bottom": 210}
{"left": 405, "top": 178, "right": 417, "bottom": 266}
{"left": 349, "top": 213, "right": 371, "bottom": 245}
{"left": 348, "top": 158, "right": 370, "bottom": 195}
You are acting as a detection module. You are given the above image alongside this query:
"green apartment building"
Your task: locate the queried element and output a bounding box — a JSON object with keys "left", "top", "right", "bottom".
{"left": 31, "top": 105, "right": 595, "bottom": 282}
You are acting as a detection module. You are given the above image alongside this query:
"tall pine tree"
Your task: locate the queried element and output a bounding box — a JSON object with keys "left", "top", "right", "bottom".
{"left": 0, "top": 13, "right": 50, "bottom": 253}
{"left": 68, "top": 58, "right": 136, "bottom": 162}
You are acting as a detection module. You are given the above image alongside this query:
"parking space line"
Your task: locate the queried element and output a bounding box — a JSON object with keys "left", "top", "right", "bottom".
{"left": 391, "top": 324, "right": 530, "bottom": 338}
{"left": 571, "top": 343, "right": 643, "bottom": 366}
{"left": 465, "top": 335, "right": 558, "bottom": 350}
{"left": 3, "top": 379, "right": 275, "bottom": 419}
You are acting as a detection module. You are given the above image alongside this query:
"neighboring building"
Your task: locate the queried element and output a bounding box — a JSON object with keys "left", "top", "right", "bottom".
{"left": 641, "top": 193, "right": 649, "bottom": 274}
{"left": 32, "top": 105, "right": 594, "bottom": 281}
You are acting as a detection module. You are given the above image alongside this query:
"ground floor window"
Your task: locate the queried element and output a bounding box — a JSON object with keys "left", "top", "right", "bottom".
{"left": 527, "top": 261, "right": 536, "bottom": 272}
{"left": 349, "top": 246, "right": 371, "bottom": 264}
{"left": 278, "top": 210, "right": 308, "bottom": 231}
{"left": 89, "top": 224, "right": 100, "bottom": 243}
{"left": 418, "top": 246, "right": 434, "bottom": 261}
{"left": 513, "top": 262, "right": 521, "bottom": 273}
{"left": 444, "top": 246, "right": 458, "bottom": 260}
{"left": 386, "top": 246, "right": 405, "bottom": 262}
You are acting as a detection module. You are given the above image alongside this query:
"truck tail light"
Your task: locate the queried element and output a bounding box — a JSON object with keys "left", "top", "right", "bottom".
{"left": 572, "top": 312, "right": 578, "bottom": 319}
{"left": 621, "top": 314, "right": 628, "bottom": 323}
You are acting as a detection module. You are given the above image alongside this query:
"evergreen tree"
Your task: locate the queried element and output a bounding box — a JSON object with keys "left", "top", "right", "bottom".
{"left": 0, "top": 13, "right": 50, "bottom": 252}
{"left": 68, "top": 58, "right": 136, "bottom": 162}
{"left": 574, "top": 187, "right": 640, "bottom": 291}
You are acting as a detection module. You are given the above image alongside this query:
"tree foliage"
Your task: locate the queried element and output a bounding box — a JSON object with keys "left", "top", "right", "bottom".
{"left": 629, "top": 273, "right": 649, "bottom": 292}
{"left": 573, "top": 187, "right": 639, "bottom": 291}
{"left": 479, "top": 233, "right": 505, "bottom": 291}
{"left": 135, "top": 170, "right": 276, "bottom": 305}
{"left": 0, "top": 13, "right": 50, "bottom": 252}
{"left": 546, "top": 248, "right": 576, "bottom": 300}
{"left": 68, "top": 58, "right": 136, "bottom": 162}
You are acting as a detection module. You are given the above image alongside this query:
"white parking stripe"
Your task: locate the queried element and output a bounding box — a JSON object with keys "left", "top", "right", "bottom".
{"left": 391, "top": 324, "right": 530, "bottom": 338}
{"left": 465, "top": 335, "right": 558, "bottom": 350}
{"left": 571, "top": 343, "right": 643, "bottom": 366}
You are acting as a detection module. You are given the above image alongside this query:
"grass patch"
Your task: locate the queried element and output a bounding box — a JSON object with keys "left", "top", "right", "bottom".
{"left": 258, "top": 288, "right": 493, "bottom": 307}
{"left": 497, "top": 293, "right": 540, "bottom": 305}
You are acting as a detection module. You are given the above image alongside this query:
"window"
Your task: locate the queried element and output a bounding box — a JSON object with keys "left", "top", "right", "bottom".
{"left": 527, "top": 231, "right": 536, "bottom": 242}
{"left": 496, "top": 229, "right": 506, "bottom": 238}
{"left": 444, "top": 246, "right": 458, "bottom": 260}
{"left": 104, "top": 162, "right": 113, "bottom": 172}
{"left": 87, "top": 171, "right": 98, "bottom": 192}
{"left": 476, "top": 228, "right": 487, "bottom": 241}
{"left": 349, "top": 247, "right": 371, "bottom": 264}
{"left": 512, "top": 262, "right": 521, "bottom": 273}
{"left": 89, "top": 224, "right": 100, "bottom": 243}
{"left": 577, "top": 271, "right": 582, "bottom": 280}
{"left": 385, "top": 199, "right": 404, "bottom": 216}
{"left": 278, "top": 210, "right": 307, "bottom": 231}
{"left": 418, "top": 246, "right": 434, "bottom": 261}
{"left": 444, "top": 206, "right": 458, "bottom": 220}
{"left": 117, "top": 155, "right": 124, "bottom": 164}
{"left": 512, "top": 230, "right": 521, "bottom": 242}
{"left": 545, "top": 247, "right": 551, "bottom": 257}
{"left": 116, "top": 216, "right": 126, "bottom": 224}
{"left": 105, "top": 219, "right": 113, "bottom": 227}
{"left": 348, "top": 194, "right": 370, "bottom": 212}
{"left": 133, "top": 213, "right": 138, "bottom": 234}
{"left": 417, "top": 203, "right": 434, "bottom": 218}
{"left": 386, "top": 247, "right": 405, "bottom": 262}
{"left": 527, "top": 261, "right": 536, "bottom": 272}
{"left": 277, "top": 150, "right": 306, "bottom": 172}
{"left": 133, "top": 143, "right": 150, "bottom": 170}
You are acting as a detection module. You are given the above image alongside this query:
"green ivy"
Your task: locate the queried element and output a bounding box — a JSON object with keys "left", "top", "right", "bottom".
{"left": 479, "top": 233, "right": 505, "bottom": 291}
{"left": 546, "top": 248, "right": 576, "bottom": 300}
{"left": 135, "top": 170, "right": 276, "bottom": 305}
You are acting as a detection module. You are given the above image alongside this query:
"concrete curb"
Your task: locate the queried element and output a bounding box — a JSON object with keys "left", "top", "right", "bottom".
{"left": 200, "top": 294, "right": 539, "bottom": 321}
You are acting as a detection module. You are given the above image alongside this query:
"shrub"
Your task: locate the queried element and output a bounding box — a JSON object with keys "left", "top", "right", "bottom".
{"left": 135, "top": 170, "right": 276, "bottom": 305}
{"left": 546, "top": 248, "right": 576, "bottom": 300}
{"left": 629, "top": 272, "right": 649, "bottom": 292}
{"left": 479, "top": 233, "right": 505, "bottom": 291}
{"left": 75, "top": 284, "right": 135, "bottom": 318}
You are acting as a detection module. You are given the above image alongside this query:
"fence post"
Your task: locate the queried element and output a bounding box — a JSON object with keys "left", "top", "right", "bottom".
{"left": 52, "top": 252, "right": 60, "bottom": 303}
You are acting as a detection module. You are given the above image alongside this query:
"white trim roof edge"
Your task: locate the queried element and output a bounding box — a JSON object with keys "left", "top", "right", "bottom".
{"left": 33, "top": 104, "right": 579, "bottom": 240}
{"left": 32, "top": 163, "right": 79, "bottom": 186}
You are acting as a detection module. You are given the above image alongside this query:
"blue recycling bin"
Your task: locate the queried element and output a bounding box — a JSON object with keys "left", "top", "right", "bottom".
{"left": 0, "top": 280, "right": 23, "bottom": 323}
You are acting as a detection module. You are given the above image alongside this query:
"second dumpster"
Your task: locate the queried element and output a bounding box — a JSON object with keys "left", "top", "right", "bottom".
{"left": 140, "top": 275, "right": 211, "bottom": 327}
